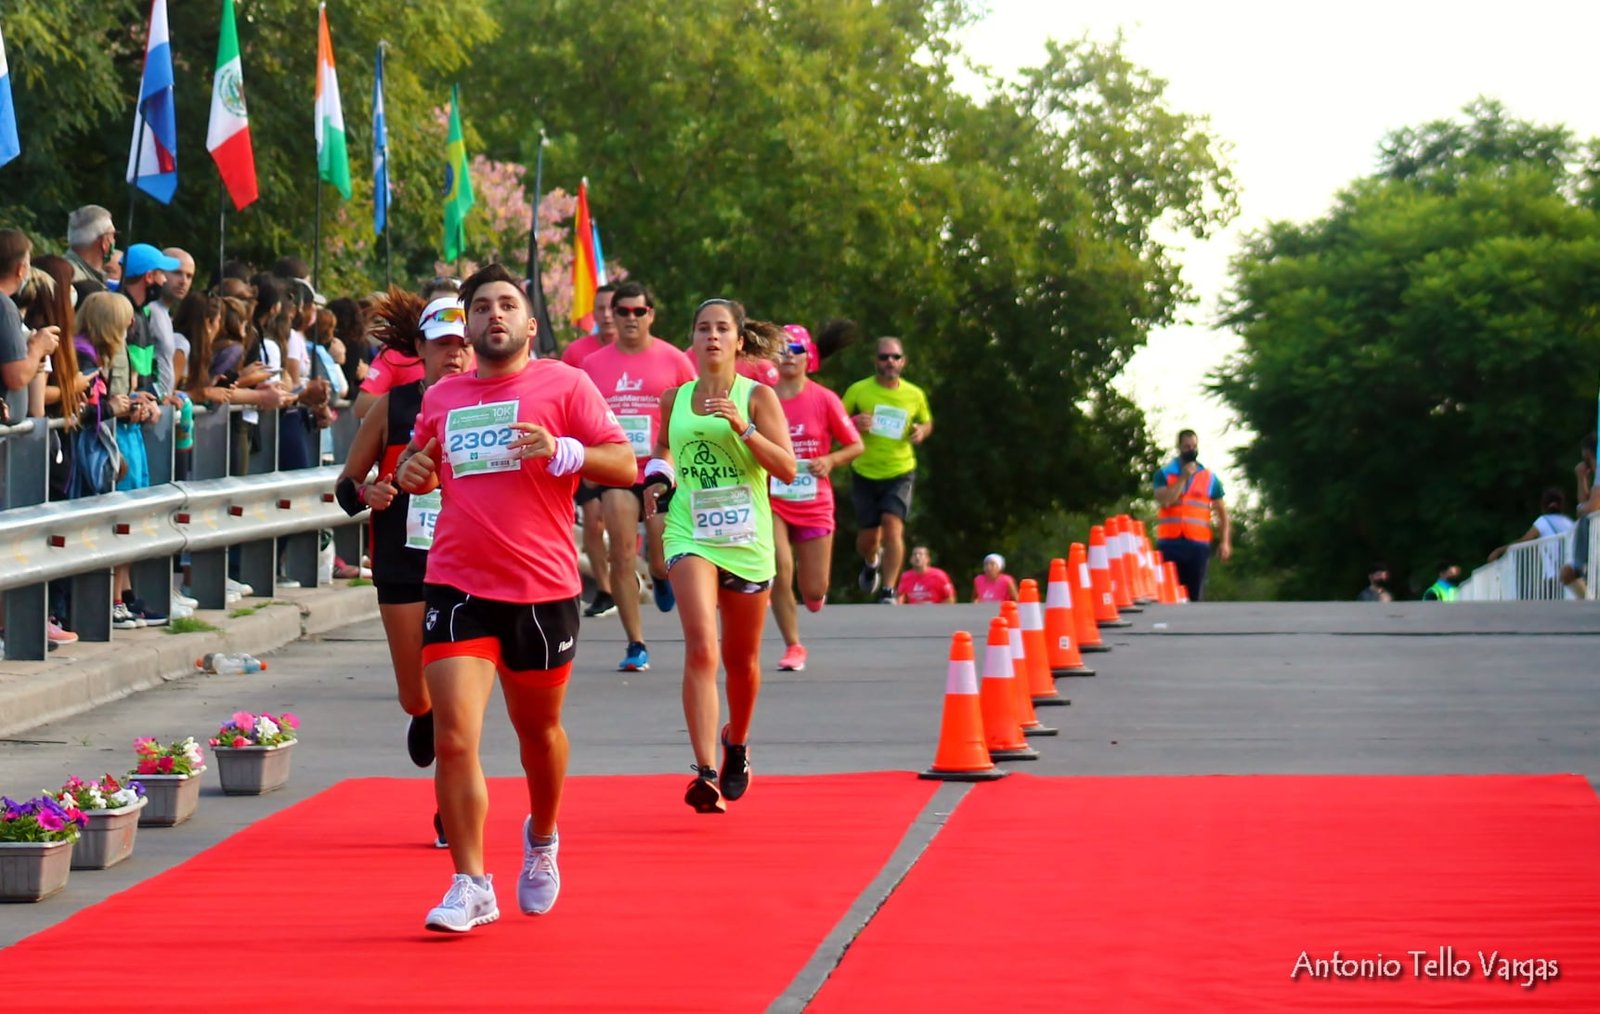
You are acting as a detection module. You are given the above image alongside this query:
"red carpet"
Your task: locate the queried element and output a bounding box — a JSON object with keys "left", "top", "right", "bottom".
{"left": 1, "top": 774, "right": 935, "bottom": 1012}
{"left": 811, "top": 774, "right": 1600, "bottom": 1012}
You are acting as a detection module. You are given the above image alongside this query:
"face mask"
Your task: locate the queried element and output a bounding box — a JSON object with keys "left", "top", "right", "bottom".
{"left": 1179, "top": 449, "right": 1199, "bottom": 464}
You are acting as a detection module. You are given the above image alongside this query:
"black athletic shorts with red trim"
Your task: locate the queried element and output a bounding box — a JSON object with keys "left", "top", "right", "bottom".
{"left": 421, "top": 583, "right": 580, "bottom": 686}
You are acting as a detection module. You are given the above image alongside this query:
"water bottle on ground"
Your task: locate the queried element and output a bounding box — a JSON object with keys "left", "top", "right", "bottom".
{"left": 196, "top": 652, "right": 266, "bottom": 674}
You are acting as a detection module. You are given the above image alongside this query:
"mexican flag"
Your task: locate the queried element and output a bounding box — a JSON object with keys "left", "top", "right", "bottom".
{"left": 315, "top": 3, "right": 350, "bottom": 199}
{"left": 206, "top": 0, "right": 257, "bottom": 210}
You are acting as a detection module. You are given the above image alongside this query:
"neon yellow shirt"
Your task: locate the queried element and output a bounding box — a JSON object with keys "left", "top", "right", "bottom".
{"left": 842, "top": 377, "right": 932, "bottom": 480}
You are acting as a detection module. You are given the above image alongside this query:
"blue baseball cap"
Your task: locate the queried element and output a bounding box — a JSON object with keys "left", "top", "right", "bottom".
{"left": 122, "top": 243, "right": 180, "bottom": 281}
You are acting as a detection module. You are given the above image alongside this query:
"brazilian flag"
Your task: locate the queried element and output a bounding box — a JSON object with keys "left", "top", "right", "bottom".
{"left": 442, "top": 84, "right": 475, "bottom": 262}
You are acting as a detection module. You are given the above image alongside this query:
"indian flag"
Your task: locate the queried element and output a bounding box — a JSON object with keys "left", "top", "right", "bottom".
{"left": 206, "top": 0, "right": 257, "bottom": 210}
{"left": 315, "top": 3, "right": 350, "bottom": 199}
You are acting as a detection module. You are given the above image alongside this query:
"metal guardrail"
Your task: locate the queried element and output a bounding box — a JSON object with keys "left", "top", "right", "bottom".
{"left": 1458, "top": 522, "right": 1600, "bottom": 602}
{"left": 1, "top": 402, "right": 368, "bottom": 661}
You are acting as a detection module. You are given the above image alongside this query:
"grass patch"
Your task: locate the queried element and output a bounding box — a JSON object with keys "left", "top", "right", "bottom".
{"left": 229, "top": 605, "right": 260, "bottom": 618}
{"left": 166, "top": 617, "right": 220, "bottom": 635}
{"left": 348, "top": 577, "right": 373, "bottom": 587}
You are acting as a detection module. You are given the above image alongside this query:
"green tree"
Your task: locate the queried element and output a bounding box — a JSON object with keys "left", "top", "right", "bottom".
{"left": 1214, "top": 102, "right": 1600, "bottom": 598}
{"left": 464, "top": 6, "right": 1233, "bottom": 575}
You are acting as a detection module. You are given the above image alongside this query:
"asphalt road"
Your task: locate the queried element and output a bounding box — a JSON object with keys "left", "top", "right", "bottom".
{"left": 3, "top": 599, "right": 1597, "bottom": 952}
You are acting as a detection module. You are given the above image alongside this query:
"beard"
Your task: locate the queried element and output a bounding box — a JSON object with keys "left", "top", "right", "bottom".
{"left": 472, "top": 327, "right": 528, "bottom": 363}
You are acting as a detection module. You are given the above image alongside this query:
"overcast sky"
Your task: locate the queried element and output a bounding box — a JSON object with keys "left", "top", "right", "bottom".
{"left": 955, "top": 0, "right": 1600, "bottom": 485}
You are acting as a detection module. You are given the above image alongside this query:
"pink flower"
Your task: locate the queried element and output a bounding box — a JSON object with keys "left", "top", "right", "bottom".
{"left": 136, "top": 760, "right": 157, "bottom": 775}
{"left": 38, "top": 811, "right": 63, "bottom": 832}
{"left": 208, "top": 739, "right": 220, "bottom": 747}
{"left": 231, "top": 711, "right": 255, "bottom": 729}
{"left": 156, "top": 756, "right": 174, "bottom": 774}
{"left": 231, "top": 736, "right": 247, "bottom": 748}
{"left": 280, "top": 713, "right": 299, "bottom": 729}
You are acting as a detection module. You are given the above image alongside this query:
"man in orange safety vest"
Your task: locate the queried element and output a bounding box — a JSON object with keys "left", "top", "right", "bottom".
{"left": 1153, "top": 429, "right": 1232, "bottom": 602}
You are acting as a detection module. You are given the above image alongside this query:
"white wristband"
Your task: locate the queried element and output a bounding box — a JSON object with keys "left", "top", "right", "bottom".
{"left": 644, "top": 457, "right": 677, "bottom": 488}
{"left": 545, "top": 436, "right": 585, "bottom": 477}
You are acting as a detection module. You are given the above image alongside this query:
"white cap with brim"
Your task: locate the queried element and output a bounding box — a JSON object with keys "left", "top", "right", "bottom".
{"left": 420, "top": 296, "right": 466, "bottom": 340}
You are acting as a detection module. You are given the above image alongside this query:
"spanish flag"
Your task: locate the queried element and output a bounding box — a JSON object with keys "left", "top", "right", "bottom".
{"left": 570, "top": 177, "right": 598, "bottom": 331}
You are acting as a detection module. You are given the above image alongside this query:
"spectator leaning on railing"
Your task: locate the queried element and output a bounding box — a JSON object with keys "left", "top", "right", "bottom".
{"left": 0, "top": 229, "right": 61, "bottom": 429}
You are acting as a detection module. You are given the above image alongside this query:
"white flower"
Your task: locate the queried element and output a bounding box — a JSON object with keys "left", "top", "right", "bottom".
{"left": 109, "top": 788, "right": 137, "bottom": 807}
{"left": 255, "top": 716, "right": 281, "bottom": 739}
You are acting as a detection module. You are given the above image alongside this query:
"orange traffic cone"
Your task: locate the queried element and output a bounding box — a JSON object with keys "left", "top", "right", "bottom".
{"left": 1126, "top": 518, "right": 1151, "bottom": 603}
{"left": 1088, "top": 526, "right": 1130, "bottom": 628}
{"left": 1045, "top": 559, "right": 1095, "bottom": 677}
{"left": 1000, "top": 602, "right": 1058, "bottom": 735}
{"left": 919, "top": 632, "right": 1007, "bottom": 782}
{"left": 1135, "top": 520, "right": 1160, "bottom": 603}
{"left": 979, "top": 616, "right": 1038, "bottom": 761}
{"left": 1109, "top": 516, "right": 1140, "bottom": 612}
{"left": 1069, "top": 543, "right": 1110, "bottom": 653}
{"left": 1017, "top": 580, "right": 1068, "bottom": 706}
{"left": 1155, "top": 555, "right": 1174, "bottom": 604}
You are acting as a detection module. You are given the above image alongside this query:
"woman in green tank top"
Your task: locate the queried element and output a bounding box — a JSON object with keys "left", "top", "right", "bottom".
{"left": 644, "top": 299, "right": 796, "bottom": 813}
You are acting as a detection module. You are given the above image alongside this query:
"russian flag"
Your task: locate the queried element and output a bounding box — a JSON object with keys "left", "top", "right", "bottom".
{"left": 0, "top": 21, "right": 19, "bottom": 167}
{"left": 126, "top": 0, "right": 178, "bottom": 204}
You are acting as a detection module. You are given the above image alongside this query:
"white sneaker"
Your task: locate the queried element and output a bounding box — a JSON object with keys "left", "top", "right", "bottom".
{"left": 226, "top": 578, "right": 253, "bottom": 598}
{"left": 171, "top": 578, "right": 199, "bottom": 609}
{"left": 276, "top": 575, "right": 302, "bottom": 589}
{"left": 170, "top": 602, "right": 194, "bottom": 620}
{"left": 517, "top": 819, "right": 560, "bottom": 915}
{"left": 424, "top": 874, "right": 499, "bottom": 933}
{"left": 112, "top": 603, "right": 142, "bottom": 630}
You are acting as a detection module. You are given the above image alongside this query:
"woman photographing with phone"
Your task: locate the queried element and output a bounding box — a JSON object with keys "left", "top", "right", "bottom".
{"left": 644, "top": 299, "right": 795, "bottom": 813}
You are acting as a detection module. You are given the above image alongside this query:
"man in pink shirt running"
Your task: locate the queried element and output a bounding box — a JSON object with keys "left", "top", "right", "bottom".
{"left": 580, "top": 280, "right": 698, "bottom": 671}
{"left": 396, "top": 263, "right": 634, "bottom": 933}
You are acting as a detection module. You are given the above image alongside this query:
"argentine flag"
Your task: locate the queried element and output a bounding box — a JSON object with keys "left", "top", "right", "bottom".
{"left": 126, "top": 0, "right": 178, "bottom": 203}
{"left": 0, "top": 21, "right": 19, "bottom": 167}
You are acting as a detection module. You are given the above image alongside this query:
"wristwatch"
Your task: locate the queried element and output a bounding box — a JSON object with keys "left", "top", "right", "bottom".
{"left": 739, "top": 421, "right": 757, "bottom": 442}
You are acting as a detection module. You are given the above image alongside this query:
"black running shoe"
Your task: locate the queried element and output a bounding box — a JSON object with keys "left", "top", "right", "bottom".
{"left": 583, "top": 591, "right": 617, "bottom": 618}
{"left": 719, "top": 726, "right": 751, "bottom": 802}
{"left": 407, "top": 711, "right": 435, "bottom": 768}
{"left": 433, "top": 810, "right": 449, "bottom": 848}
{"left": 857, "top": 557, "right": 881, "bottom": 594}
{"left": 685, "top": 766, "right": 725, "bottom": 813}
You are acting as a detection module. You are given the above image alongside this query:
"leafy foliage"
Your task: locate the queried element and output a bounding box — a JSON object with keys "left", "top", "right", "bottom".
{"left": 1215, "top": 102, "right": 1600, "bottom": 597}
{"left": 2, "top": 0, "right": 1233, "bottom": 579}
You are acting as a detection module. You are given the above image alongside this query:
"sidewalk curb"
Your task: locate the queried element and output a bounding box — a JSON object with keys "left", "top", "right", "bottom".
{"left": 0, "top": 584, "right": 378, "bottom": 740}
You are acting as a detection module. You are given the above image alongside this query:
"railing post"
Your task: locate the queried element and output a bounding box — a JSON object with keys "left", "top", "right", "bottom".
{"left": 2, "top": 584, "right": 48, "bottom": 661}
{"left": 144, "top": 405, "right": 175, "bottom": 486}
{"left": 192, "top": 406, "right": 230, "bottom": 480}
{"left": 69, "top": 570, "right": 114, "bottom": 643}
{"left": 2, "top": 420, "right": 49, "bottom": 509}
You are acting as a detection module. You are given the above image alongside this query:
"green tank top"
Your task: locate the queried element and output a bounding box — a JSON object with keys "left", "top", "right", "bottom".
{"left": 662, "top": 374, "right": 775, "bottom": 582}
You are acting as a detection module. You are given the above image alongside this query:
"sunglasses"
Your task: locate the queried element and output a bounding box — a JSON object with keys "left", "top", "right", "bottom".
{"left": 784, "top": 342, "right": 807, "bottom": 355}
{"left": 877, "top": 353, "right": 904, "bottom": 361}
{"left": 613, "top": 305, "right": 650, "bottom": 318}
{"left": 422, "top": 306, "right": 466, "bottom": 325}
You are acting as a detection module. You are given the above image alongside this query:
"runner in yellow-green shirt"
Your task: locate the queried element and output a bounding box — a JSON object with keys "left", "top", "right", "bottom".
{"left": 644, "top": 299, "right": 796, "bottom": 814}
{"left": 841, "top": 336, "right": 932, "bottom": 604}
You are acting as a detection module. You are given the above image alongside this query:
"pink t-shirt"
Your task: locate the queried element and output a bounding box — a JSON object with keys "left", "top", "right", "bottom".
{"left": 972, "top": 573, "right": 1017, "bottom": 602}
{"left": 580, "top": 339, "right": 698, "bottom": 481}
{"left": 560, "top": 333, "right": 607, "bottom": 368}
{"left": 772, "top": 381, "right": 861, "bottom": 529}
{"left": 362, "top": 347, "right": 426, "bottom": 395}
{"left": 898, "top": 567, "right": 956, "bottom": 605}
{"left": 737, "top": 357, "right": 780, "bottom": 387}
{"left": 413, "top": 359, "right": 629, "bottom": 602}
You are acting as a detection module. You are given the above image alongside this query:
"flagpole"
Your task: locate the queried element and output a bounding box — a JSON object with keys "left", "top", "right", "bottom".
{"left": 525, "top": 127, "right": 547, "bottom": 283}
{"left": 217, "top": 175, "right": 226, "bottom": 286}
{"left": 127, "top": 118, "right": 147, "bottom": 243}
{"left": 314, "top": 179, "right": 323, "bottom": 290}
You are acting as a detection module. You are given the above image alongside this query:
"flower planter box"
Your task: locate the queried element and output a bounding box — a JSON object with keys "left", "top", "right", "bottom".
{"left": 0, "top": 839, "right": 74, "bottom": 902}
{"left": 73, "top": 797, "right": 149, "bottom": 870}
{"left": 215, "top": 741, "right": 296, "bottom": 796}
{"left": 138, "top": 769, "right": 206, "bottom": 827}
